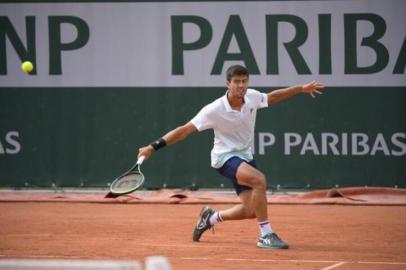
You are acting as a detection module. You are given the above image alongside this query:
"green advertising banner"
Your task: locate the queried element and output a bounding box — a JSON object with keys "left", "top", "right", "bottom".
{"left": 1, "top": 87, "right": 405, "bottom": 189}
{"left": 0, "top": 0, "right": 405, "bottom": 189}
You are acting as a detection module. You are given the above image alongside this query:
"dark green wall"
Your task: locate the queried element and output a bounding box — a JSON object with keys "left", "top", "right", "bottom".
{"left": 0, "top": 87, "right": 405, "bottom": 189}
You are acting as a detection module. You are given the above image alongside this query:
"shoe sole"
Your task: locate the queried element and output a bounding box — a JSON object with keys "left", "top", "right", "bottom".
{"left": 257, "top": 243, "right": 289, "bottom": 249}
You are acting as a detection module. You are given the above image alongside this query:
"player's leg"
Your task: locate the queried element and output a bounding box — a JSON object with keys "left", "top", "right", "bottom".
{"left": 193, "top": 160, "right": 268, "bottom": 226}
{"left": 193, "top": 194, "right": 254, "bottom": 242}
{"left": 217, "top": 189, "right": 256, "bottom": 220}
{"left": 212, "top": 158, "right": 262, "bottom": 221}
{"left": 235, "top": 162, "right": 268, "bottom": 221}
{"left": 193, "top": 157, "right": 287, "bottom": 248}
{"left": 235, "top": 162, "right": 289, "bottom": 249}
{"left": 193, "top": 157, "right": 254, "bottom": 241}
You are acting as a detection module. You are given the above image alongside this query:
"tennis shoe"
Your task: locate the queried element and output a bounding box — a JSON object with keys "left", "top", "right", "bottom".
{"left": 192, "top": 206, "right": 214, "bottom": 242}
{"left": 257, "top": 232, "right": 289, "bottom": 249}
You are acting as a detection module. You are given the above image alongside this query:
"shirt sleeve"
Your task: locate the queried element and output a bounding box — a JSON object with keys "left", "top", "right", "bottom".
{"left": 190, "top": 104, "right": 214, "bottom": 132}
{"left": 249, "top": 89, "right": 268, "bottom": 109}
{"left": 258, "top": 92, "right": 268, "bottom": 109}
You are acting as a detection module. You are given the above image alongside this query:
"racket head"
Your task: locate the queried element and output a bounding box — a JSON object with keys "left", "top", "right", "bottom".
{"left": 109, "top": 156, "right": 146, "bottom": 195}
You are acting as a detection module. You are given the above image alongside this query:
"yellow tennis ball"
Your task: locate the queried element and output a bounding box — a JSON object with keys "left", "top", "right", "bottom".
{"left": 21, "top": 61, "right": 34, "bottom": 73}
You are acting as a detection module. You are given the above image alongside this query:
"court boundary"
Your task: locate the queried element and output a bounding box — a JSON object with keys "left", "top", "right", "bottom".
{"left": 2, "top": 255, "right": 406, "bottom": 270}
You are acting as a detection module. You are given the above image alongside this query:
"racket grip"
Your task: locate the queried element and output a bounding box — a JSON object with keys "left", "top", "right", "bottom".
{"left": 137, "top": 155, "right": 145, "bottom": 165}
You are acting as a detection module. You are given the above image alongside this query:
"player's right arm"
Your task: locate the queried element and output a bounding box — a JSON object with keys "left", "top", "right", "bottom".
{"left": 163, "top": 122, "right": 198, "bottom": 145}
{"left": 138, "top": 122, "right": 197, "bottom": 160}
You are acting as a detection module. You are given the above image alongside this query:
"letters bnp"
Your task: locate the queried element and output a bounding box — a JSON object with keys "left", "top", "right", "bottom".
{"left": 0, "top": 16, "right": 89, "bottom": 75}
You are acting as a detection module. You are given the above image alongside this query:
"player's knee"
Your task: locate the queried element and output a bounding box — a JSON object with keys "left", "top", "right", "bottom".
{"left": 251, "top": 173, "right": 267, "bottom": 190}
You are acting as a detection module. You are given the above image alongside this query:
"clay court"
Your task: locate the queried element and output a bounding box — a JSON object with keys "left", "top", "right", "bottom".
{"left": 1, "top": 189, "right": 406, "bottom": 270}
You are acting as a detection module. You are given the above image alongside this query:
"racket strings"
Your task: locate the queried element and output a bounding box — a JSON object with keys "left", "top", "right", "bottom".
{"left": 111, "top": 172, "right": 143, "bottom": 192}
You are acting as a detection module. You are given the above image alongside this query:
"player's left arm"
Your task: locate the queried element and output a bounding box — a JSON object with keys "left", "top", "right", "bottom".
{"left": 267, "top": 81, "right": 325, "bottom": 105}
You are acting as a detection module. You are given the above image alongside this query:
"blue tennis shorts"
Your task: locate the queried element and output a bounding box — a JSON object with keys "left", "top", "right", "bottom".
{"left": 216, "top": 156, "right": 257, "bottom": 195}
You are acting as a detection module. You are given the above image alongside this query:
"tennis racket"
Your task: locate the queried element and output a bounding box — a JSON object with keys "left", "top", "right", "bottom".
{"left": 105, "top": 156, "right": 145, "bottom": 198}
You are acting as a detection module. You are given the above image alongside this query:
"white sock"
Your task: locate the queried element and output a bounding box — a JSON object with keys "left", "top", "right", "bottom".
{"left": 258, "top": 220, "right": 273, "bottom": 237}
{"left": 209, "top": 211, "right": 223, "bottom": 225}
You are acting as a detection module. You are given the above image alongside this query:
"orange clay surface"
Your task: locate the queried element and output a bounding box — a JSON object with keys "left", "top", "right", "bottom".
{"left": 1, "top": 202, "right": 406, "bottom": 270}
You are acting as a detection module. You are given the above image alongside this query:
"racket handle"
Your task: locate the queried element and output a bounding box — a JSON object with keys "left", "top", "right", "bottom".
{"left": 137, "top": 155, "right": 145, "bottom": 165}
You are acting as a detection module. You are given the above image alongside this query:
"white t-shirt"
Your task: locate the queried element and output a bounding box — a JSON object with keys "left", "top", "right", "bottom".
{"left": 190, "top": 89, "right": 268, "bottom": 168}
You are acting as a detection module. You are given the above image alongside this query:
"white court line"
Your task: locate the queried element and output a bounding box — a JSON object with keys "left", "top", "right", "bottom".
{"left": 3, "top": 254, "right": 406, "bottom": 267}
{"left": 182, "top": 257, "right": 341, "bottom": 264}
{"left": 358, "top": 261, "right": 406, "bottom": 265}
{"left": 181, "top": 257, "right": 406, "bottom": 266}
{"left": 321, "top": 262, "right": 346, "bottom": 270}
{"left": 225, "top": 258, "right": 341, "bottom": 264}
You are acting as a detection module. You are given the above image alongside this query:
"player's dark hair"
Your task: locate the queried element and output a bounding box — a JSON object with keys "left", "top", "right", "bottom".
{"left": 226, "top": 65, "right": 249, "bottom": 82}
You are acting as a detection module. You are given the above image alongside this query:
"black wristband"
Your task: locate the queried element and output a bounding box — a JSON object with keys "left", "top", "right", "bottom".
{"left": 150, "top": 138, "right": 167, "bottom": 151}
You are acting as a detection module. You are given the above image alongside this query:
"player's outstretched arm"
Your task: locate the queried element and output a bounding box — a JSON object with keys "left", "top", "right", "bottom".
{"left": 138, "top": 122, "right": 197, "bottom": 160}
{"left": 267, "top": 81, "right": 325, "bottom": 105}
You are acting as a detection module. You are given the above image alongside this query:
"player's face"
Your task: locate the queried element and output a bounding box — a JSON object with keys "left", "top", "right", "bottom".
{"left": 227, "top": 75, "right": 249, "bottom": 99}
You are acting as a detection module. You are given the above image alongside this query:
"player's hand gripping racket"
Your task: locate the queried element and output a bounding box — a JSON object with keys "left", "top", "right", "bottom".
{"left": 105, "top": 156, "right": 145, "bottom": 198}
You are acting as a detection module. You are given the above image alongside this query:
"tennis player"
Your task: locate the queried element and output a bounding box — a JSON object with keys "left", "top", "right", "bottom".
{"left": 138, "top": 65, "right": 324, "bottom": 249}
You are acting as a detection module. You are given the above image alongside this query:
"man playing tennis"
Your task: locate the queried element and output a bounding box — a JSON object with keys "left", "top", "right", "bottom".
{"left": 138, "top": 65, "right": 324, "bottom": 249}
